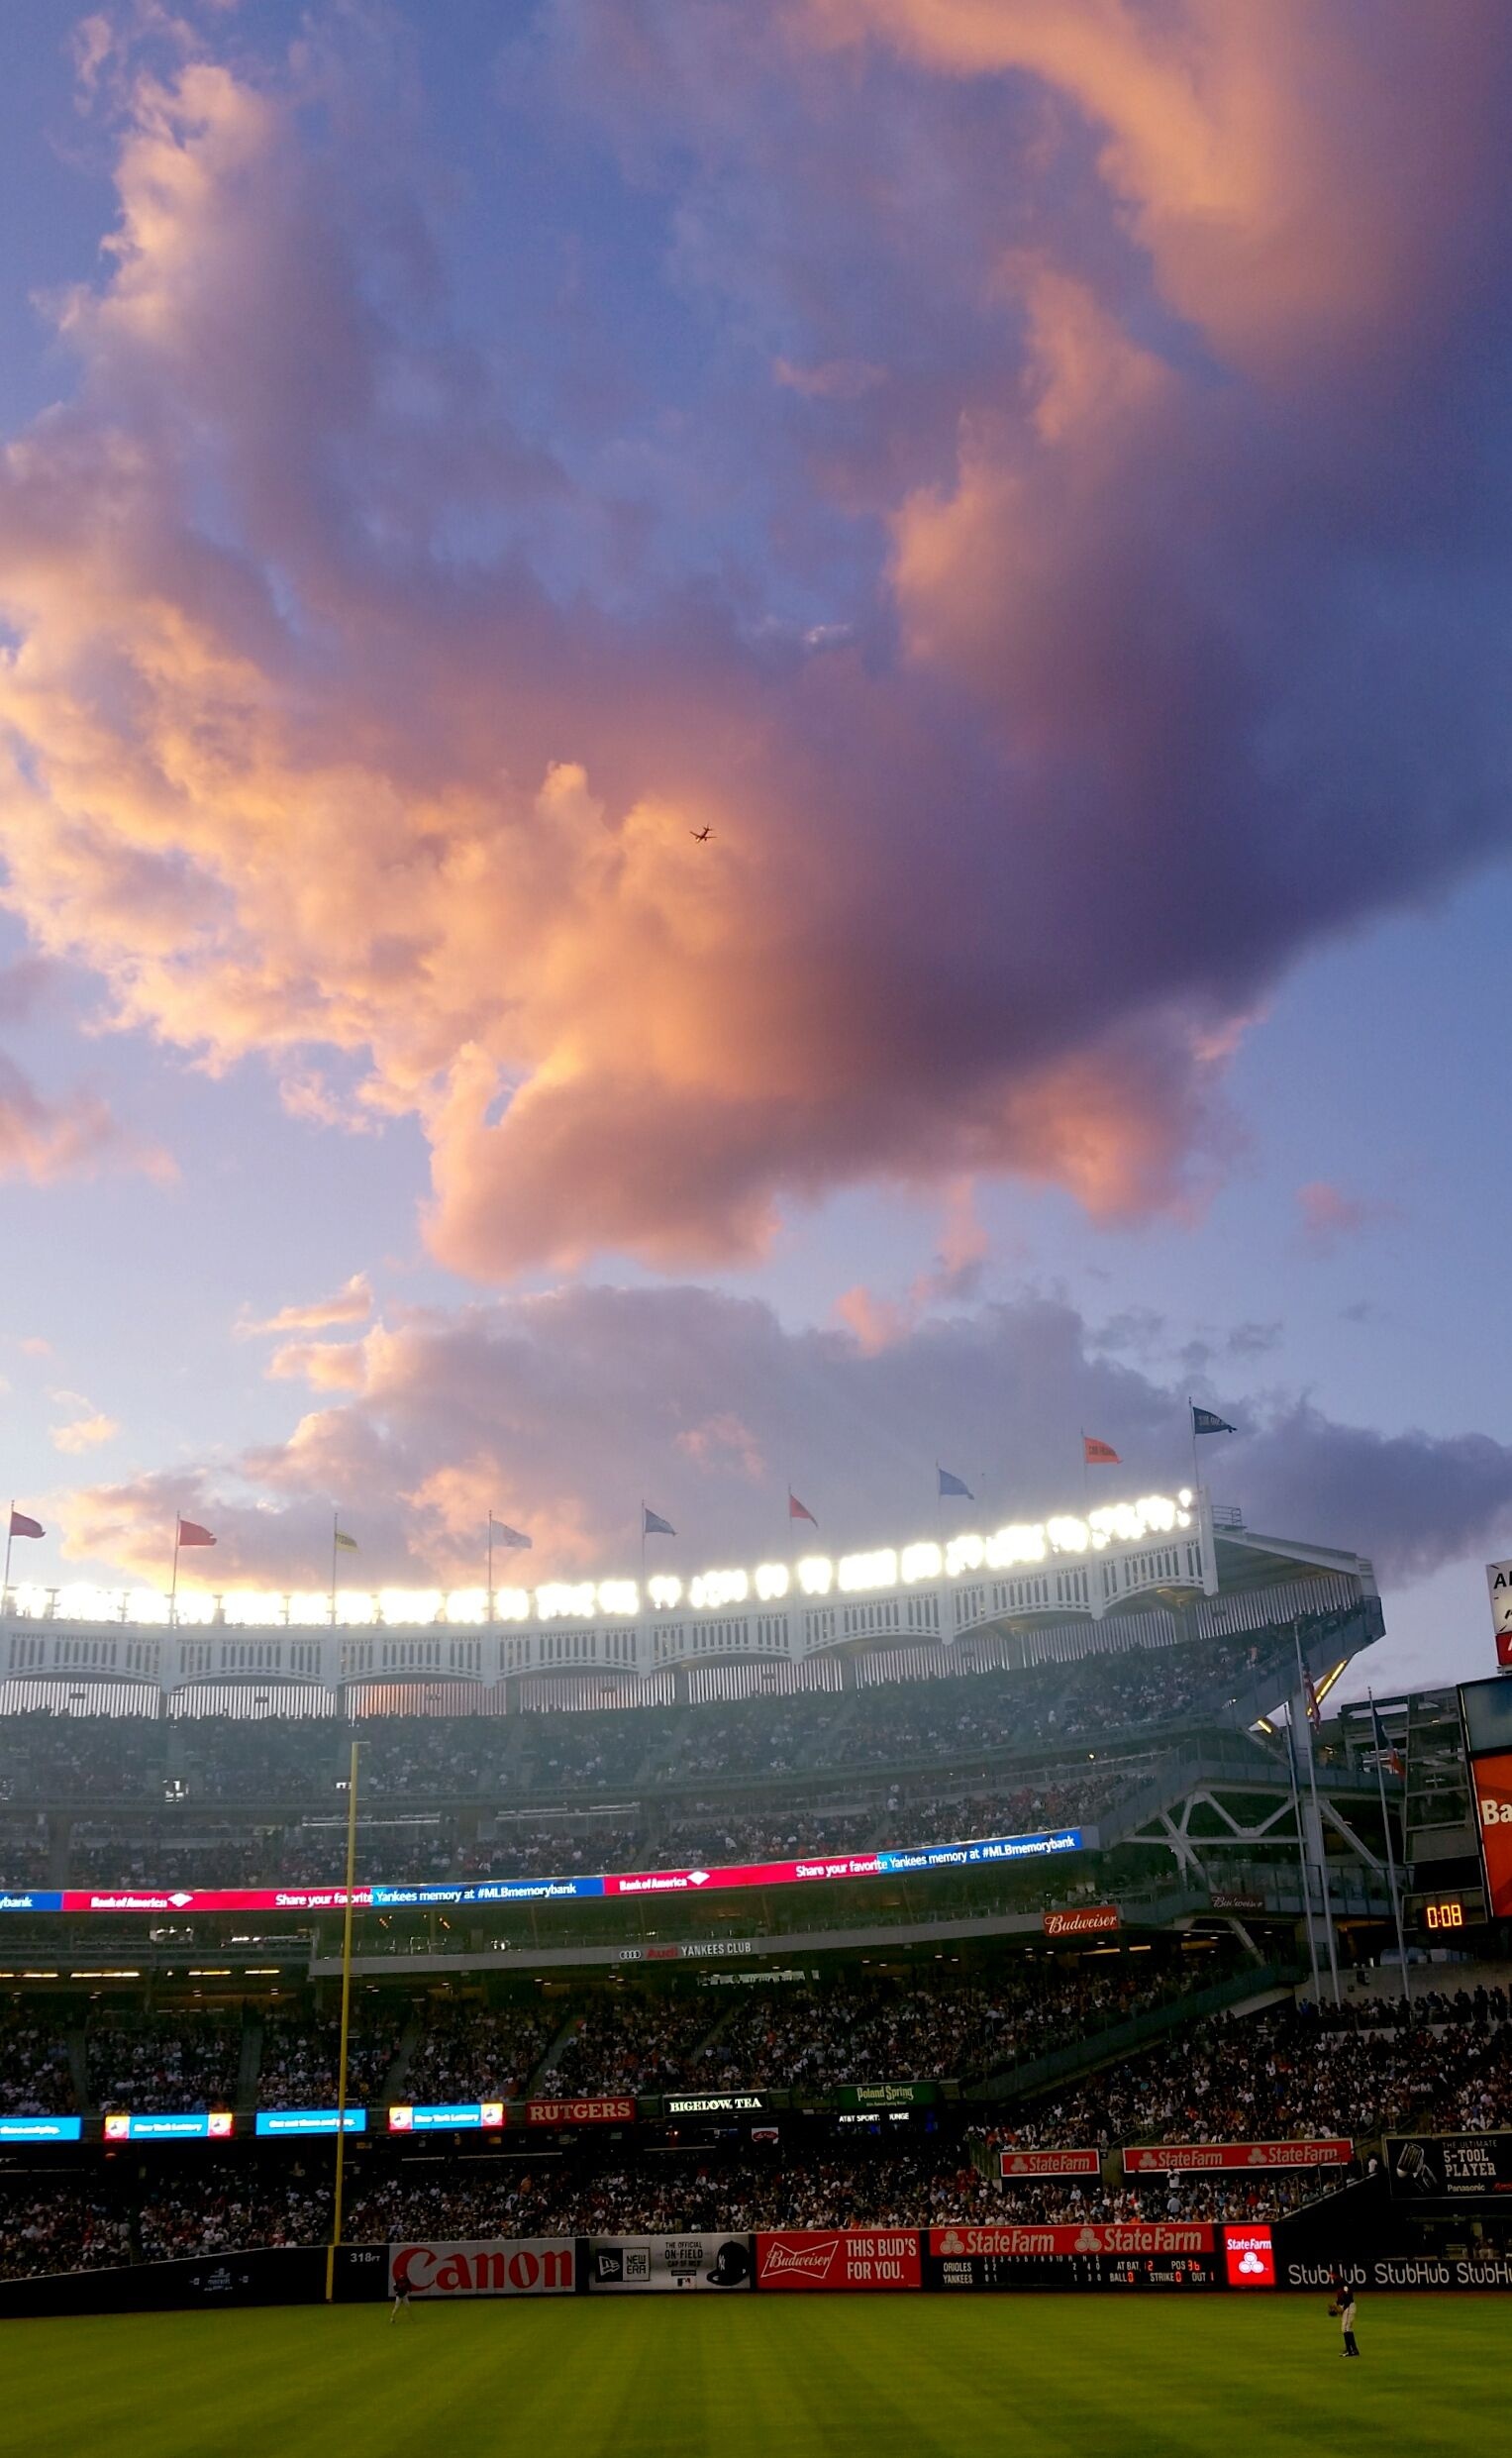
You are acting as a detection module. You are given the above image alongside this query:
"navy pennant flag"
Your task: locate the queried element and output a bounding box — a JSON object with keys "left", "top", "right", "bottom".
{"left": 642, "top": 1505, "right": 675, "bottom": 1538}
{"left": 937, "top": 1467, "right": 973, "bottom": 1499}
{"left": 1191, "top": 1405, "right": 1238, "bottom": 1437}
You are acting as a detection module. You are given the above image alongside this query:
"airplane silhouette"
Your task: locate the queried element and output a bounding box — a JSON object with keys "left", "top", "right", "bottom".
{"left": 690, "top": 826, "right": 714, "bottom": 842}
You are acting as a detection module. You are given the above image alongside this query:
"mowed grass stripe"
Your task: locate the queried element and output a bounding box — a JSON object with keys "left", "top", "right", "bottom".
{"left": 0, "top": 2295, "right": 1503, "bottom": 2458}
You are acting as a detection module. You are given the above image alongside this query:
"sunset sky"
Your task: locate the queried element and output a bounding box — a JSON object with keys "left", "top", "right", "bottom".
{"left": 2, "top": 0, "right": 1511, "bottom": 1696}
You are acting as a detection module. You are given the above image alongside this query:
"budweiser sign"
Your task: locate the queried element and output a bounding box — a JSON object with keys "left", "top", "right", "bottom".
{"left": 931, "top": 2222, "right": 1214, "bottom": 2258}
{"left": 389, "top": 2239, "right": 576, "bottom": 2298}
{"left": 999, "top": 2149, "right": 1101, "bottom": 2179}
{"left": 1042, "top": 1906, "right": 1120, "bottom": 1936}
{"left": 1122, "top": 2139, "right": 1352, "bottom": 2174}
{"left": 756, "top": 2231, "right": 921, "bottom": 2291}
{"left": 525, "top": 2098, "right": 636, "bottom": 2126}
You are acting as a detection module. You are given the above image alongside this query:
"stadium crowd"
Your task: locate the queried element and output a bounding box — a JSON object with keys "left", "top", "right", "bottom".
{"left": 987, "top": 1994, "right": 1512, "bottom": 2152}
{"left": 86, "top": 2014, "right": 240, "bottom": 2115}
{"left": 0, "top": 1612, "right": 1355, "bottom": 1814}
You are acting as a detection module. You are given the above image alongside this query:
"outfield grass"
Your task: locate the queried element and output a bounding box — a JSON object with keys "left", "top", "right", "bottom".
{"left": 0, "top": 2296, "right": 1501, "bottom": 2458}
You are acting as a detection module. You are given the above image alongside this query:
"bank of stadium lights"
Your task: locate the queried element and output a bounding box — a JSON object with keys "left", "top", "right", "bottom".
{"left": 8, "top": 1492, "right": 1192, "bottom": 1628}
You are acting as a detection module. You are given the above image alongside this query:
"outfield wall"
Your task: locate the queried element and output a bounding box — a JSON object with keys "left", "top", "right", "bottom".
{"left": 3, "top": 2210, "right": 1510, "bottom": 2317}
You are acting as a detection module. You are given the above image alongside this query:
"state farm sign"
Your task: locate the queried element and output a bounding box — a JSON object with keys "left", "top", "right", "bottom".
{"left": 389, "top": 2239, "right": 576, "bottom": 2298}
{"left": 999, "top": 2149, "right": 1102, "bottom": 2180}
{"left": 1042, "top": 1906, "right": 1120, "bottom": 1937}
{"left": 1122, "top": 2140, "right": 1351, "bottom": 2174}
{"left": 756, "top": 2231, "right": 921, "bottom": 2291}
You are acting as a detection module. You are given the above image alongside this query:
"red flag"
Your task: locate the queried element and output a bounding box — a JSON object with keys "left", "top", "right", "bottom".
{"left": 1385, "top": 1746, "right": 1405, "bottom": 1782}
{"left": 1082, "top": 1436, "right": 1120, "bottom": 1466}
{"left": 177, "top": 1519, "right": 217, "bottom": 1548}
{"left": 788, "top": 1490, "right": 818, "bottom": 1526}
{"left": 8, "top": 1511, "right": 43, "bottom": 1541}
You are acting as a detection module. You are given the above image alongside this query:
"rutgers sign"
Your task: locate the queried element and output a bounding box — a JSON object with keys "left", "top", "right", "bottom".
{"left": 524, "top": 2099, "right": 637, "bottom": 2127}
{"left": 389, "top": 2240, "right": 576, "bottom": 2298}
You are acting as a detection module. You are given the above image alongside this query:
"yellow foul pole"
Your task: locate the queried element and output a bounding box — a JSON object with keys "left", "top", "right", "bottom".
{"left": 325, "top": 1737, "right": 360, "bottom": 2304}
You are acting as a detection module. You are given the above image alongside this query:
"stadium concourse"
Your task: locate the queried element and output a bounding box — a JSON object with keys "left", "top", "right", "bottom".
{"left": 0, "top": 1496, "right": 1507, "bottom": 2298}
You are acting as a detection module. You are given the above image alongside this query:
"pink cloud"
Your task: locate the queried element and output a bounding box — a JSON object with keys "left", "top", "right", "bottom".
{"left": 674, "top": 1411, "right": 766, "bottom": 1479}
{"left": 0, "top": 18, "right": 1507, "bottom": 1276}
{"left": 241, "top": 1274, "right": 373, "bottom": 1336}
{"left": 0, "top": 1052, "right": 169, "bottom": 1187}
{"left": 50, "top": 1407, "right": 119, "bottom": 1455}
{"left": 47, "top": 1282, "right": 1512, "bottom": 1592}
{"left": 1296, "top": 1179, "right": 1396, "bottom": 1258}
{"left": 265, "top": 1338, "right": 368, "bottom": 1390}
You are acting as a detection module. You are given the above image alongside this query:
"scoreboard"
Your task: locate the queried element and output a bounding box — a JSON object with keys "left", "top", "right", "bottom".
{"left": 925, "top": 2225, "right": 1220, "bottom": 2291}
{"left": 1403, "top": 1888, "right": 1485, "bottom": 1934}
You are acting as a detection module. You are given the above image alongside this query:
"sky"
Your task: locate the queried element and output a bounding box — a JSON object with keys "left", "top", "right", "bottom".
{"left": 1, "top": 0, "right": 1511, "bottom": 1697}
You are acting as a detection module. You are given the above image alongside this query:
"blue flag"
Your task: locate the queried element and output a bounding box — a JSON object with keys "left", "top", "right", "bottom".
{"left": 642, "top": 1506, "right": 675, "bottom": 1537}
{"left": 937, "top": 1467, "right": 973, "bottom": 1499}
{"left": 1191, "top": 1405, "right": 1237, "bottom": 1437}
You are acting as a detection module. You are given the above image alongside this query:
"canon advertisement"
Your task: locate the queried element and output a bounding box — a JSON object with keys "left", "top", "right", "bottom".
{"left": 1385, "top": 2132, "right": 1512, "bottom": 2201}
{"left": 389, "top": 2241, "right": 576, "bottom": 2300}
{"left": 924, "top": 2223, "right": 1220, "bottom": 2292}
{"left": 756, "top": 2232, "right": 921, "bottom": 2292}
{"left": 586, "top": 2237, "right": 753, "bottom": 2291}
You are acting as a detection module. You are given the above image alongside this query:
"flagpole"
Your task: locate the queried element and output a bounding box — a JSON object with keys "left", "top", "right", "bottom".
{"left": 2, "top": 1506, "right": 12, "bottom": 1612}
{"left": 487, "top": 1514, "right": 494, "bottom": 1619}
{"left": 1295, "top": 1621, "right": 1340, "bottom": 2004}
{"left": 1188, "top": 1400, "right": 1199, "bottom": 1498}
{"left": 325, "top": 1734, "right": 359, "bottom": 2304}
{"left": 331, "top": 1508, "right": 339, "bottom": 1629}
{"left": 1368, "top": 1688, "right": 1411, "bottom": 2008}
{"left": 1284, "top": 1706, "right": 1321, "bottom": 2002}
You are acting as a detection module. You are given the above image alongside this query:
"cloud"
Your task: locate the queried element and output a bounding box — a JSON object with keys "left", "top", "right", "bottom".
{"left": 50, "top": 1407, "right": 120, "bottom": 1454}
{"left": 1296, "top": 1180, "right": 1396, "bottom": 1258}
{"left": 265, "top": 1338, "right": 367, "bottom": 1390}
{"left": 0, "top": 1051, "right": 169, "bottom": 1187}
{"left": 1, "top": 15, "right": 1511, "bottom": 1272}
{"left": 241, "top": 1274, "right": 373, "bottom": 1337}
{"left": 51, "top": 1283, "right": 1512, "bottom": 1594}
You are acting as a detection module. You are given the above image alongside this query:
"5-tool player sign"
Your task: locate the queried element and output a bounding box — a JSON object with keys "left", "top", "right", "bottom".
{"left": 388, "top": 2240, "right": 576, "bottom": 2298}
{"left": 756, "top": 2232, "right": 922, "bottom": 2291}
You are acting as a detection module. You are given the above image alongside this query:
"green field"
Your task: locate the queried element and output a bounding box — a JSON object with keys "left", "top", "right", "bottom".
{"left": 0, "top": 2296, "right": 1500, "bottom": 2458}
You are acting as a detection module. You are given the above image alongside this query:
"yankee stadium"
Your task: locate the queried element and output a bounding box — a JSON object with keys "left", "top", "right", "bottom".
{"left": 2, "top": 0, "right": 1512, "bottom": 2449}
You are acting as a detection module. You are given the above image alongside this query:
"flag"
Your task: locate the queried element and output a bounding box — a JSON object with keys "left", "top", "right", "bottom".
{"left": 937, "top": 1467, "right": 973, "bottom": 1499}
{"left": 1304, "top": 1675, "right": 1321, "bottom": 1731}
{"left": 1082, "top": 1436, "right": 1120, "bottom": 1466}
{"left": 1192, "top": 1405, "right": 1238, "bottom": 1437}
{"left": 1368, "top": 1695, "right": 1405, "bottom": 1782}
{"left": 642, "top": 1506, "right": 675, "bottom": 1538}
{"left": 177, "top": 1519, "right": 217, "bottom": 1548}
{"left": 8, "top": 1511, "right": 43, "bottom": 1541}
{"left": 491, "top": 1518, "right": 532, "bottom": 1551}
{"left": 334, "top": 1528, "right": 358, "bottom": 1553}
{"left": 788, "top": 1491, "right": 818, "bottom": 1526}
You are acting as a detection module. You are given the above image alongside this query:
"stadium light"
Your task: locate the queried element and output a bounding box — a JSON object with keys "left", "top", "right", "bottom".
{"left": 10, "top": 1490, "right": 1195, "bottom": 1633}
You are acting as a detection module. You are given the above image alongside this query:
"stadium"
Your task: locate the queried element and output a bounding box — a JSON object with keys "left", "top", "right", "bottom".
{"left": 0, "top": 1485, "right": 1506, "bottom": 2450}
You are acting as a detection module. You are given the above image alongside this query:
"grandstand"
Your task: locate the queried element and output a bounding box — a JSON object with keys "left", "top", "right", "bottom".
{"left": 0, "top": 1490, "right": 1507, "bottom": 2304}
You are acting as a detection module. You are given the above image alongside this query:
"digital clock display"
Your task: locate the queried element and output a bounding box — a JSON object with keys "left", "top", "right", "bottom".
{"left": 1405, "top": 1889, "right": 1484, "bottom": 1932}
